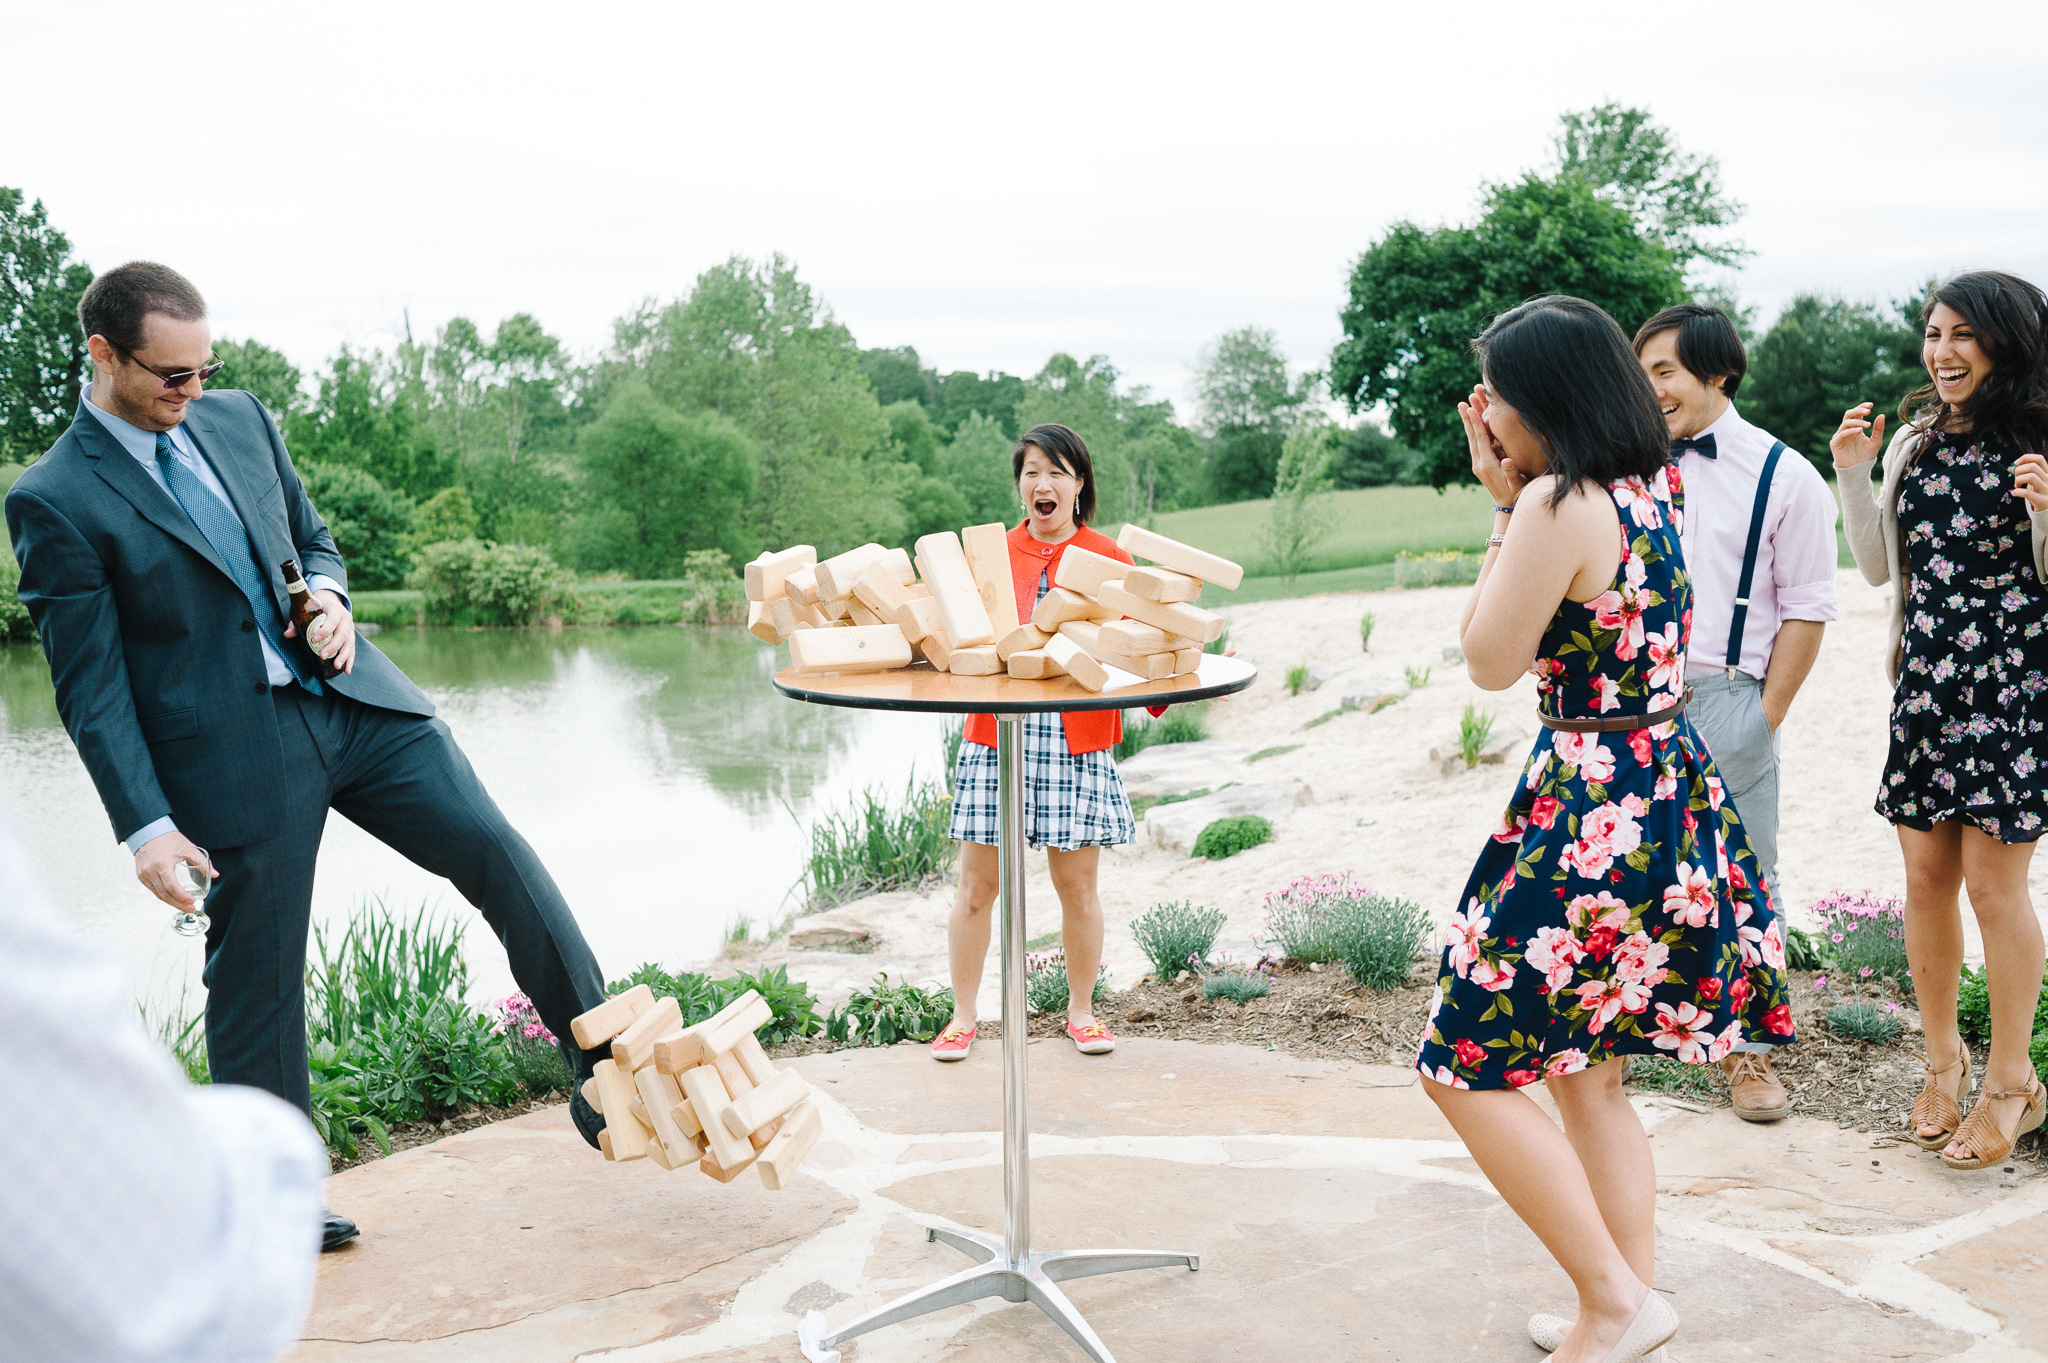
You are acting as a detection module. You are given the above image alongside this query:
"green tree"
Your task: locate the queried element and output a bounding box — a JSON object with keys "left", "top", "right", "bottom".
{"left": 1551, "top": 103, "right": 1748, "bottom": 272}
{"left": 1193, "top": 326, "right": 1314, "bottom": 502}
{"left": 406, "top": 485, "right": 480, "bottom": 556}
{"left": 1327, "top": 421, "right": 1419, "bottom": 488}
{"left": 1738, "top": 293, "right": 1925, "bottom": 477}
{"left": 298, "top": 462, "right": 418, "bottom": 590}
{"left": 1259, "top": 419, "right": 1337, "bottom": 593}
{"left": 286, "top": 347, "right": 452, "bottom": 499}
{"left": 860, "top": 346, "right": 935, "bottom": 407}
{"left": 571, "top": 382, "right": 759, "bottom": 577}
{"left": 942, "top": 411, "right": 1022, "bottom": 526}
{"left": 933, "top": 369, "right": 1027, "bottom": 437}
{"left": 211, "top": 338, "right": 304, "bottom": 419}
{"left": 1012, "top": 354, "right": 1198, "bottom": 524}
{"left": 0, "top": 188, "right": 92, "bottom": 464}
{"left": 1331, "top": 174, "right": 1685, "bottom": 488}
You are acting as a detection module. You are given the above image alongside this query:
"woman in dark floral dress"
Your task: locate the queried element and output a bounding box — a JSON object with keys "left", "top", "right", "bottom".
{"left": 1416, "top": 298, "right": 1791, "bottom": 1363}
{"left": 1835, "top": 270, "right": 2048, "bottom": 1172}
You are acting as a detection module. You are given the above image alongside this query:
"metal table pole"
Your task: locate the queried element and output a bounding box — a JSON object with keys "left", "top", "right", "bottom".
{"left": 819, "top": 714, "right": 1199, "bottom": 1362}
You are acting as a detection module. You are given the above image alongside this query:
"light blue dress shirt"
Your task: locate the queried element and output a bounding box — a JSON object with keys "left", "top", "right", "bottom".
{"left": 77, "top": 395, "right": 347, "bottom": 852}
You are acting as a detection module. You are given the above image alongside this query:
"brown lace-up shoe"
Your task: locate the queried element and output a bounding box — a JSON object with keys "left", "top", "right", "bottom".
{"left": 1722, "top": 1051, "right": 1790, "bottom": 1122}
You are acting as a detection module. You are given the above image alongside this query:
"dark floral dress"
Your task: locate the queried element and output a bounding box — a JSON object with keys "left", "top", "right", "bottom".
{"left": 1880, "top": 429, "right": 2048, "bottom": 843}
{"left": 1416, "top": 469, "right": 1795, "bottom": 1090}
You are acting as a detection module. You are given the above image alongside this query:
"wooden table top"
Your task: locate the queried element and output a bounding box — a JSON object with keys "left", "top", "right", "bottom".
{"left": 772, "top": 654, "right": 1257, "bottom": 714}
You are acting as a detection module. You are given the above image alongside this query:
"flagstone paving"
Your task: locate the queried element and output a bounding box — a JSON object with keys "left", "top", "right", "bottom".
{"left": 290, "top": 1039, "right": 2045, "bottom": 1362}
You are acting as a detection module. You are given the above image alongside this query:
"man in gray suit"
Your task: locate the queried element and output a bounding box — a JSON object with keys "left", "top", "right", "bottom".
{"left": 6, "top": 263, "right": 610, "bottom": 1247}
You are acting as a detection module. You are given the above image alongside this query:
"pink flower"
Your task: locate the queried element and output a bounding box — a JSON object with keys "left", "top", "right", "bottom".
{"left": 1589, "top": 556, "right": 1650, "bottom": 660}
{"left": 1561, "top": 802, "right": 1643, "bottom": 881}
{"left": 1644, "top": 621, "right": 1684, "bottom": 691}
{"left": 1761, "top": 920, "right": 1786, "bottom": 971}
{"left": 1662, "top": 862, "right": 1716, "bottom": 928}
{"left": 1697, "top": 976, "right": 1723, "bottom": 1001}
{"left": 1544, "top": 1048, "right": 1591, "bottom": 1077}
{"left": 1470, "top": 958, "right": 1517, "bottom": 992}
{"left": 1737, "top": 923, "right": 1766, "bottom": 968}
{"left": 1613, "top": 478, "right": 1663, "bottom": 529}
{"left": 1445, "top": 899, "right": 1490, "bottom": 980}
{"left": 1422, "top": 1064, "right": 1471, "bottom": 1090}
{"left": 1529, "top": 795, "right": 1563, "bottom": 830}
{"left": 1566, "top": 891, "right": 1631, "bottom": 932}
{"left": 1453, "top": 1037, "right": 1487, "bottom": 1068}
{"left": 1612, "top": 933, "right": 1671, "bottom": 986}
{"left": 1492, "top": 808, "right": 1528, "bottom": 844}
{"left": 1505, "top": 1068, "right": 1540, "bottom": 1088}
{"left": 1707, "top": 1019, "right": 1743, "bottom": 1063}
{"left": 1763, "top": 1004, "right": 1794, "bottom": 1036}
{"left": 1728, "top": 976, "right": 1752, "bottom": 1012}
{"left": 1574, "top": 977, "right": 1653, "bottom": 1033}
{"left": 1653, "top": 770, "right": 1678, "bottom": 802}
{"left": 1705, "top": 775, "right": 1725, "bottom": 812}
{"left": 1552, "top": 732, "right": 1616, "bottom": 783}
{"left": 1627, "top": 728, "right": 1654, "bottom": 766}
{"left": 1524, "top": 925, "right": 1584, "bottom": 990}
{"left": 1620, "top": 793, "right": 1647, "bottom": 817}
{"left": 1650, "top": 1001, "right": 1716, "bottom": 1063}
{"left": 1591, "top": 674, "right": 1622, "bottom": 713}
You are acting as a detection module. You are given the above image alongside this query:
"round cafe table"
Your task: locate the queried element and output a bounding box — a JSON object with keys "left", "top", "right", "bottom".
{"left": 774, "top": 654, "right": 1257, "bottom": 1362}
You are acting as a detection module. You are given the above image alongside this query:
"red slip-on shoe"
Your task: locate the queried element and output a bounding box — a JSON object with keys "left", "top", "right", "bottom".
{"left": 1066, "top": 1020, "right": 1116, "bottom": 1055}
{"left": 931, "top": 1024, "right": 975, "bottom": 1062}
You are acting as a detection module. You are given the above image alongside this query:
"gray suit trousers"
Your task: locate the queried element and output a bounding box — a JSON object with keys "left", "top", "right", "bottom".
{"left": 202, "top": 684, "right": 606, "bottom": 1114}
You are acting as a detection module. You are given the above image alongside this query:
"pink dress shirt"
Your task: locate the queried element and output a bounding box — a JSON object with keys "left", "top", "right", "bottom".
{"left": 1673, "top": 404, "right": 1840, "bottom": 681}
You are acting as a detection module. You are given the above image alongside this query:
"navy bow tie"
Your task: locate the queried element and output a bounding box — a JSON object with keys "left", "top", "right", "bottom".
{"left": 1670, "top": 434, "right": 1717, "bottom": 460}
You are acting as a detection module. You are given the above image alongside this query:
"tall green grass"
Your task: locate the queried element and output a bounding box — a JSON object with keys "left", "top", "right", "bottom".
{"left": 802, "top": 775, "right": 957, "bottom": 908}
{"left": 1115, "top": 703, "right": 1209, "bottom": 760}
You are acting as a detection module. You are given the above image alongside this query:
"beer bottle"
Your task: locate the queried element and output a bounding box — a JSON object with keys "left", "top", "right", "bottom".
{"left": 280, "top": 559, "right": 343, "bottom": 680}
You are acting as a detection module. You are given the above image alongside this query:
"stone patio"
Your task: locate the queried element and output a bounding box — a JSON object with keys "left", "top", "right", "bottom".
{"left": 291, "top": 1039, "right": 2045, "bottom": 1362}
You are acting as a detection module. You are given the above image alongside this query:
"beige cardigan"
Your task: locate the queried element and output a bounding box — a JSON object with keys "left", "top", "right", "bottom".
{"left": 1837, "top": 421, "right": 2048, "bottom": 687}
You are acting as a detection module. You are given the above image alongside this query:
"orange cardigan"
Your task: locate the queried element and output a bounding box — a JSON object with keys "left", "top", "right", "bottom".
{"left": 962, "top": 523, "right": 1133, "bottom": 754}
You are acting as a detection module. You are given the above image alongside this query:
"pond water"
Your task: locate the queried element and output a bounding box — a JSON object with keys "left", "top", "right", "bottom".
{"left": 0, "top": 627, "right": 948, "bottom": 1016}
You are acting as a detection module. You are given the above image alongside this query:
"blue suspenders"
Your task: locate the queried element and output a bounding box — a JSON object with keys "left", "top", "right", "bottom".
{"left": 1723, "top": 439, "right": 1787, "bottom": 676}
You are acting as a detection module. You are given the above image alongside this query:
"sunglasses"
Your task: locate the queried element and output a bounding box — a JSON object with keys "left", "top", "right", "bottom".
{"left": 116, "top": 345, "right": 225, "bottom": 390}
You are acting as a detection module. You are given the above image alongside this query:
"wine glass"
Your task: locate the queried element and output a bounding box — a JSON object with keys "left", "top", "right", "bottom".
{"left": 171, "top": 851, "right": 212, "bottom": 938}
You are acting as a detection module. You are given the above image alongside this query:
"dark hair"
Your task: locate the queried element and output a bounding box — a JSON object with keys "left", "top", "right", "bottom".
{"left": 1901, "top": 270, "right": 2048, "bottom": 447}
{"left": 1473, "top": 296, "right": 1670, "bottom": 509}
{"left": 1012, "top": 423, "right": 1097, "bottom": 525}
{"left": 1632, "top": 303, "right": 1748, "bottom": 399}
{"left": 78, "top": 261, "right": 207, "bottom": 354}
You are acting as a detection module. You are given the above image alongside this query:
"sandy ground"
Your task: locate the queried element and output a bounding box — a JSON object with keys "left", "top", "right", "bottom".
{"left": 755, "top": 567, "right": 2044, "bottom": 1017}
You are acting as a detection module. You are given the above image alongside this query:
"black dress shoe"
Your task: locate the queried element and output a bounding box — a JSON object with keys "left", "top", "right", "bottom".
{"left": 322, "top": 1208, "right": 359, "bottom": 1252}
{"left": 569, "top": 1084, "right": 605, "bottom": 1151}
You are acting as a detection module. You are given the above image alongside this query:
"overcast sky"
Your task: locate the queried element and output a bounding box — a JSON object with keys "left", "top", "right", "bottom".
{"left": 9, "top": 1, "right": 2046, "bottom": 418}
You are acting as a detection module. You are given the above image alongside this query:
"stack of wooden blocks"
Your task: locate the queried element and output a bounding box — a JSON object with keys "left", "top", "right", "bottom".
{"left": 569, "top": 983, "right": 823, "bottom": 1189}
{"left": 742, "top": 524, "right": 1243, "bottom": 694}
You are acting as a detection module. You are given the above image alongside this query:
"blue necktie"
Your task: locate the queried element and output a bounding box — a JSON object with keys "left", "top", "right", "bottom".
{"left": 1671, "top": 434, "right": 1717, "bottom": 460}
{"left": 153, "top": 431, "right": 323, "bottom": 694}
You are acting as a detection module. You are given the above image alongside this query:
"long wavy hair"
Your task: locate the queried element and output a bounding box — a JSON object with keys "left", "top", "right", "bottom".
{"left": 1473, "top": 296, "right": 1671, "bottom": 509}
{"left": 1902, "top": 270, "right": 2048, "bottom": 447}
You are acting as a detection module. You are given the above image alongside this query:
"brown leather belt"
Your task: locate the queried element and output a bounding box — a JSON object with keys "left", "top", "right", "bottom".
{"left": 1537, "top": 687, "right": 1691, "bottom": 733}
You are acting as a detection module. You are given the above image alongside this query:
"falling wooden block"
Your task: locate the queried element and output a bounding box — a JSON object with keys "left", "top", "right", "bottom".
{"left": 745, "top": 546, "right": 817, "bottom": 602}
{"left": 813, "top": 543, "right": 889, "bottom": 602}
{"left": 816, "top": 595, "right": 851, "bottom": 622}
{"left": 948, "top": 643, "right": 1001, "bottom": 676}
{"left": 918, "top": 628, "right": 955, "bottom": 671}
{"left": 877, "top": 546, "right": 917, "bottom": 586}
{"left": 683, "top": 992, "right": 777, "bottom": 1068}
{"left": 749, "top": 1115, "right": 784, "bottom": 1152}
{"left": 1007, "top": 648, "right": 1066, "bottom": 680}
{"left": 597, "top": 1129, "right": 614, "bottom": 1160}
{"left": 720, "top": 1068, "right": 810, "bottom": 1139}
{"left": 894, "top": 595, "right": 943, "bottom": 643}
{"left": 854, "top": 562, "right": 917, "bottom": 623}
{"left": 747, "top": 601, "right": 784, "bottom": 646}
{"left": 846, "top": 598, "right": 882, "bottom": 627}
{"left": 960, "top": 523, "right": 1019, "bottom": 635}
{"left": 1099, "top": 619, "right": 1195, "bottom": 657}
{"left": 570, "top": 984, "right": 656, "bottom": 1050}
{"left": 679, "top": 1063, "right": 755, "bottom": 1170}
{"left": 646, "top": 1132, "right": 682, "bottom": 1171}
{"left": 633, "top": 1064, "right": 697, "bottom": 1166}
{"left": 669, "top": 1095, "right": 703, "bottom": 1138}
{"left": 1172, "top": 646, "right": 1203, "bottom": 675}
{"left": 580, "top": 1076, "right": 602, "bottom": 1113}
{"left": 733, "top": 1034, "right": 779, "bottom": 1087}
{"left": 1122, "top": 565, "right": 1203, "bottom": 603}
{"left": 1057, "top": 621, "right": 1171, "bottom": 680}
{"left": 593, "top": 1060, "right": 648, "bottom": 1160}
{"left": 628, "top": 1094, "right": 649, "bottom": 1126}
{"left": 1117, "top": 525, "right": 1244, "bottom": 591}
{"left": 996, "top": 623, "right": 1049, "bottom": 662}
{"left": 785, "top": 565, "right": 821, "bottom": 606}
{"left": 906, "top": 582, "right": 932, "bottom": 599}
{"left": 611, "top": 996, "right": 683, "bottom": 1070}
{"left": 713, "top": 1049, "right": 754, "bottom": 1099}
{"left": 757, "top": 1101, "right": 825, "bottom": 1190}
{"left": 1051, "top": 545, "right": 1128, "bottom": 599}
{"left": 913, "top": 532, "right": 995, "bottom": 646}
{"left": 769, "top": 595, "right": 826, "bottom": 637}
{"left": 788, "top": 625, "right": 913, "bottom": 675}
{"left": 699, "top": 1144, "right": 757, "bottom": 1182}
{"left": 1096, "top": 580, "right": 1227, "bottom": 644}
{"left": 1043, "top": 633, "right": 1108, "bottom": 692}
{"left": 1031, "top": 587, "right": 1113, "bottom": 632}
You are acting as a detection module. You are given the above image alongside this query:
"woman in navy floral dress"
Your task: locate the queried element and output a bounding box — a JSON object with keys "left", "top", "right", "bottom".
{"left": 1415, "top": 298, "right": 1791, "bottom": 1363}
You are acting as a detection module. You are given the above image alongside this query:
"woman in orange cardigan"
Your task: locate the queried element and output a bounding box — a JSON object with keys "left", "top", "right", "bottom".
{"left": 934, "top": 424, "right": 1135, "bottom": 1062}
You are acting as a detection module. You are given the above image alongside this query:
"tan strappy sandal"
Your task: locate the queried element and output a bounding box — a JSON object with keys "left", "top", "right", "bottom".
{"left": 1941, "top": 1075, "right": 2045, "bottom": 1170}
{"left": 1908, "top": 1045, "right": 1972, "bottom": 1150}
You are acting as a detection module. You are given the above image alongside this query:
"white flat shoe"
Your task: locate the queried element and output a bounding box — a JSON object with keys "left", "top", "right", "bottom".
{"left": 1547, "top": 1291, "right": 1677, "bottom": 1362}
{"left": 1530, "top": 1314, "right": 1570, "bottom": 1351}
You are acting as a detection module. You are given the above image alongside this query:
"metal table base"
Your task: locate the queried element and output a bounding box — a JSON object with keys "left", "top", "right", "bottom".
{"left": 819, "top": 714, "right": 1199, "bottom": 1362}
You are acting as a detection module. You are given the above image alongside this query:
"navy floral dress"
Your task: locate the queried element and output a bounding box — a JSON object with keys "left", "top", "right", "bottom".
{"left": 1416, "top": 469, "right": 1795, "bottom": 1090}
{"left": 1880, "top": 429, "right": 2048, "bottom": 843}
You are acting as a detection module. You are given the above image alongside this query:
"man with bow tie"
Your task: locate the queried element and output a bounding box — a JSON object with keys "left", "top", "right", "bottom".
{"left": 1635, "top": 303, "right": 1839, "bottom": 1122}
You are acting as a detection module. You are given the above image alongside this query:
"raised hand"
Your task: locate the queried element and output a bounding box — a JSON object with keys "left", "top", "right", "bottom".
{"left": 1831, "top": 401, "right": 1887, "bottom": 469}
{"left": 1459, "top": 385, "right": 1528, "bottom": 508}
{"left": 2014, "top": 453, "right": 2048, "bottom": 514}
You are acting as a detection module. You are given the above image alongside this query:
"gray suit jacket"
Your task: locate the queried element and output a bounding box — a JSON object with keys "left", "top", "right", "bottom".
{"left": 5, "top": 390, "right": 434, "bottom": 847}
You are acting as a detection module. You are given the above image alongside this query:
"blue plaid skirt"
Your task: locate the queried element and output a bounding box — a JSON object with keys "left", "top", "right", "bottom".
{"left": 948, "top": 711, "right": 1137, "bottom": 850}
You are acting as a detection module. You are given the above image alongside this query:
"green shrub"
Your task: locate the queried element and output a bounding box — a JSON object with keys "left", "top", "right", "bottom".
{"left": 803, "top": 774, "right": 956, "bottom": 909}
{"left": 609, "top": 962, "right": 825, "bottom": 1045}
{"left": 1262, "top": 871, "right": 1365, "bottom": 963}
{"left": 825, "top": 974, "right": 955, "bottom": 1046}
{"left": 307, "top": 901, "right": 469, "bottom": 1049}
{"left": 1133, "top": 899, "right": 1228, "bottom": 979}
{"left": 1203, "top": 969, "right": 1272, "bottom": 1005}
{"left": 1785, "top": 924, "right": 1828, "bottom": 972}
{"left": 1024, "top": 949, "right": 1111, "bottom": 1012}
{"left": 1328, "top": 891, "right": 1430, "bottom": 990}
{"left": 0, "top": 544, "right": 33, "bottom": 643}
{"left": 409, "top": 538, "right": 575, "bottom": 626}
{"left": 1395, "top": 550, "right": 1482, "bottom": 588}
{"left": 1286, "top": 664, "right": 1308, "bottom": 696}
{"left": 406, "top": 484, "right": 480, "bottom": 552}
{"left": 491, "top": 991, "right": 573, "bottom": 1096}
{"left": 1193, "top": 814, "right": 1272, "bottom": 860}
{"left": 307, "top": 1041, "right": 392, "bottom": 1160}
{"left": 1826, "top": 1000, "right": 1903, "bottom": 1044}
{"left": 139, "top": 985, "right": 210, "bottom": 1086}
{"left": 299, "top": 462, "right": 417, "bottom": 590}
{"left": 346, "top": 996, "right": 524, "bottom": 1124}
{"left": 1809, "top": 891, "right": 1909, "bottom": 985}
{"left": 1115, "top": 703, "right": 1210, "bottom": 760}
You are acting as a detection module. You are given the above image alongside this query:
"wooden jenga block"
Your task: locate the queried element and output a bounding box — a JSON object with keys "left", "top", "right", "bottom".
{"left": 1117, "top": 525, "right": 1244, "bottom": 590}
{"left": 628, "top": 1094, "right": 649, "bottom": 1126}
{"left": 996, "top": 623, "right": 1049, "bottom": 662}
{"left": 570, "top": 984, "right": 655, "bottom": 1050}
{"left": 593, "top": 1060, "right": 648, "bottom": 1160}
{"left": 732, "top": 1033, "right": 779, "bottom": 1087}
{"left": 1096, "top": 581, "right": 1227, "bottom": 644}
{"left": 906, "top": 582, "right": 932, "bottom": 599}
{"left": 611, "top": 995, "right": 682, "bottom": 1070}
{"left": 682, "top": 992, "right": 776, "bottom": 1067}
{"left": 721, "top": 1068, "right": 810, "bottom": 1139}
{"left": 846, "top": 598, "right": 882, "bottom": 627}
{"left": 913, "top": 533, "right": 995, "bottom": 646}
{"left": 853, "top": 562, "right": 916, "bottom": 622}
{"left": 669, "top": 1095, "right": 703, "bottom": 1138}
{"left": 679, "top": 1063, "right": 755, "bottom": 1170}
{"left": 744, "top": 546, "right": 817, "bottom": 602}
{"left": 813, "top": 543, "right": 889, "bottom": 602}
{"left": 877, "top": 546, "right": 917, "bottom": 586}
{"left": 757, "top": 1101, "right": 825, "bottom": 1190}
{"left": 960, "top": 523, "right": 1019, "bottom": 635}
{"left": 597, "top": 1129, "right": 614, "bottom": 1160}
{"left": 1007, "top": 648, "right": 1066, "bottom": 680}
{"left": 747, "top": 600, "right": 784, "bottom": 646}
{"left": 948, "top": 643, "right": 1000, "bottom": 676}
{"left": 1122, "top": 565, "right": 1203, "bottom": 603}
{"left": 1056, "top": 621, "right": 1169, "bottom": 679}
{"left": 633, "top": 1064, "right": 697, "bottom": 1165}
{"left": 816, "top": 595, "right": 851, "bottom": 622}
{"left": 749, "top": 1115, "right": 783, "bottom": 1152}
{"left": 1172, "top": 646, "right": 1204, "bottom": 675}
{"left": 1051, "top": 545, "right": 1127, "bottom": 598}
{"left": 917, "top": 628, "right": 954, "bottom": 671}
{"left": 1043, "top": 633, "right": 1108, "bottom": 692}
{"left": 645, "top": 1132, "right": 681, "bottom": 1170}
{"left": 698, "top": 1144, "right": 756, "bottom": 1182}
{"left": 895, "top": 595, "right": 942, "bottom": 642}
{"left": 1032, "top": 586, "right": 1114, "bottom": 632}
{"left": 580, "top": 1075, "right": 603, "bottom": 1113}
{"left": 1098, "top": 619, "right": 1195, "bottom": 656}
{"left": 785, "top": 564, "right": 821, "bottom": 606}
{"left": 713, "top": 1048, "right": 754, "bottom": 1098}
{"left": 788, "top": 625, "right": 913, "bottom": 675}
{"left": 769, "top": 595, "right": 825, "bottom": 637}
